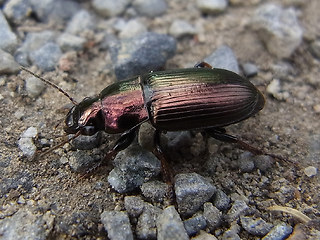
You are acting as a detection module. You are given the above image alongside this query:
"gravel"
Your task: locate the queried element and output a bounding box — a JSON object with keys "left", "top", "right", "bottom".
{"left": 240, "top": 216, "right": 273, "bottom": 237}
{"left": 132, "top": 0, "right": 167, "bottom": 17}
{"left": 262, "top": 223, "right": 293, "bottom": 240}
{"left": 0, "top": 49, "right": 20, "bottom": 74}
{"left": 92, "top": 0, "right": 131, "bottom": 18}
{"left": 0, "top": 10, "right": 18, "bottom": 53}
{"left": 183, "top": 214, "right": 207, "bottom": 236}
{"left": 197, "top": 0, "right": 228, "bottom": 14}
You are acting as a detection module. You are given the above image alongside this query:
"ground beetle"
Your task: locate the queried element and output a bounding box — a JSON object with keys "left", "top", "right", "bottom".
{"left": 22, "top": 62, "right": 281, "bottom": 186}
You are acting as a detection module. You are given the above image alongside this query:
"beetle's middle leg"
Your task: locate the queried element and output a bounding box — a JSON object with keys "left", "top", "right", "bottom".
{"left": 205, "top": 127, "right": 287, "bottom": 161}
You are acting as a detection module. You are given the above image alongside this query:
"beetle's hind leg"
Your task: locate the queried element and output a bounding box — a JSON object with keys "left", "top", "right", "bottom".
{"left": 205, "top": 127, "right": 287, "bottom": 162}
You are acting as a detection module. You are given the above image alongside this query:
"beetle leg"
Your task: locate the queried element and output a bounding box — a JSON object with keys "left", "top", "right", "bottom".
{"left": 194, "top": 61, "right": 213, "bottom": 69}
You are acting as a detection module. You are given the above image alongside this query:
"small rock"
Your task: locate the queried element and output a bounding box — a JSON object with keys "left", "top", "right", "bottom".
{"left": 310, "top": 40, "right": 320, "bottom": 59}
{"left": 68, "top": 150, "right": 96, "bottom": 173}
{"left": 304, "top": 166, "right": 317, "bottom": 177}
{"left": 138, "top": 122, "right": 156, "bottom": 152}
{"left": 108, "top": 145, "right": 161, "bottom": 193}
{"left": 203, "top": 202, "right": 222, "bottom": 232}
{"left": 226, "top": 200, "right": 250, "bottom": 223}
{"left": 0, "top": 208, "right": 54, "bottom": 240}
{"left": 65, "top": 10, "right": 95, "bottom": 35}
{"left": 92, "top": 0, "right": 130, "bottom": 17}
{"left": 70, "top": 132, "right": 102, "bottom": 150}
{"left": 169, "top": 19, "right": 197, "bottom": 38}
{"left": 0, "top": 49, "right": 20, "bottom": 74}
{"left": 212, "top": 189, "right": 230, "bottom": 211}
{"left": 21, "top": 127, "right": 38, "bottom": 138}
{"left": 29, "top": 42, "right": 62, "bottom": 71}
{"left": 192, "top": 230, "right": 218, "bottom": 240}
{"left": 242, "top": 62, "right": 258, "bottom": 78}
{"left": 109, "top": 32, "right": 176, "bottom": 80}
{"left": 57, "top": 33, "right": 86, "bottom": 52}
{"left": 266, "top": 79, "right": 289, "bottom": 101}
{"left": 136, "top": 206, "right": 161, "bottom": 239}
{"left": 124, "top": 196, "right": 146, "bottom": 218}
{"left": 238, "top": 152, "right": 255, "bottom": 172}
{"left": 240, "top": 216, "right": 273, "bottom": 237}
{"left": 204, "top": 45, "right": 240, "bottom": 74}
{"left": 174, "top": 173, "right": 216, "bottom": 216}
{"left": 140, "top": 180, "right": 168, "bottom": 203}
{"left": 251, "top": 3, "right": 303, "bottom": 58}
{"left": 197, "top": 0, "right": 228, "bottom": 14}
{"left": 119, "top": 19, "right": 147, "bottom": 39}
{"left": 3, "top": 0, "right": 32, "bottom": 24}
{"left": 314, "top": 104, "right": 320, "bottom": 113}
{"left": 58, "top": 51, "right": 78, "bottom": 72}
{"left": 100, "top": 210, "right": 134, "bottom": 240}
{"left": 271, "top": 61, "right": 295, "bottom": 81}
{"left": 221, "top": 223, "right": 241, "bottom": 240}
{"left": 254, "top": 155, "right": 274, "bottom": 172}
{"left": 0, "top": 10, "right": 18, "bottom": 53}
{"left": 183, "top": 214, "right": 207, "bottom": 236}
{"left": 25, "top": 76, "right": 46, "bottom": 98}
{"left": 156, "top": 206, "right": 189, "bottom": 240}
{"left": 133, "top": 0, "right": 167, "bottom": 17}
{"left": 18, "top": 127, "right": 38, "bottom": 159}
{"left": 262, "top": 223, "right": 293, "bottom": 240}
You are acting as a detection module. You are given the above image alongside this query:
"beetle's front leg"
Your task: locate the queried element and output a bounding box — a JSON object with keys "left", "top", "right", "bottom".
{"left": 206, "top": 128, "right": 287, "bottom": 161}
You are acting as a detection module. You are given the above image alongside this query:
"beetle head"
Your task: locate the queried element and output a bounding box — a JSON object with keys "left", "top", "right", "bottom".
{"left": 64, "top": 97, "right": 105, "bottom": 136}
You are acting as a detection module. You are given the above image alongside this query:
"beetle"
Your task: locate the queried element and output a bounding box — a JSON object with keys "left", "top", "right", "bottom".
{"left": 21, "top": 62, "right": 280, "bottom": 185}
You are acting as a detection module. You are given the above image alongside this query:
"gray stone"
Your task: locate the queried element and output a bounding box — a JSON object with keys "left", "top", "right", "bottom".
{"left": 169, "top": 19, "right": 197, "bottom": 38}
{"left": 25, "top": 76, "right": 46, "bottom": 98}
{"left": 101, "top": 211, "right": 133, "bottom": 240}
{"left": 109, "top": 32, "right": 176, "bottom": 80}
{"left": 238, "top": 152, "right": 255, "bottom": 173}
{"left": 192, "top": 231, "right": 218, "bottom": 240}
{"left": 212, "top": 189, "right": 230, "bottom": 211}
{"left": 174, "top": 173, "right": 216, "bottom": 216}
{"left": 262, "top": 223, "right": 293, "bottom": 240}
{"left": 204, "top": 45, "right": 240, "bottom": 74}
{"left": 19, "top": 31, "right": 56, "bottom": 53}
{"left": 124, "top": 196, "right": 146, "bottom": 218}
{"left": 70, "top": 132, "right": 102, "bottom": 150}
{"left": 0, "top": 10, "right": 18, "bottom": 53}
{"left": 221, "top": 223, "right": 241, "bottom": 240}
{"left": 310, "top": 40, "right": 320, "bottom": 59}
{"left": 65, "top": 10, "right": 95, "bottom": 35}
{"left": 138, "top": 122, "right": 156, "bottom": 152}
{"left": 140, "top": 180, "right": 168, "bottom": 203}
{"left": 203, "top": 202, "right": 222, "bottom": 232}
{"left": 136, "top": 206, "right": 161, "bottom": 240}
{"left": 133, "top": 0, "right": 167, "bottom": 17}
{"left": 304, "top": 166, "right": 317, "bottom": 177}
{"left": 119, "top": 19, "right": 147, "bottom": 39}
{"left": 92, "top": 0, "right": 130, "bottom": 17}
{"left": 251, "top": 3, "right": 303, "bottom": 58}
{"left": 197, "top": 0, "right": 228, "bottom": 14}
{"left": 18, "top": 127, "right": 38, "bottom": 159}
{"left": 108, "top": 145, "right": 161, "bottom": 193}
{"left": 3, "top": 0, "right": 32, "bottom": 24}
{"left": 183, "top": 214, "right": 207, "bottom": 236}
{"left": 68, "top": 150, "right": 96, "bottom": 173}
{"left": 240, "top": 216, "right": 273, "bottom": 237}
{"left": 0, "top": 49, "right": 20, "bottom": 74}
{"left": 29, "top": 42, "right": 62, "bottom": 71}
{"left": 0, "top": 208, "right": 54, "bottom": 240}
{"left": 226, "top": 200, "right": 250, "bottom": 223}
{"left": 57, "top": 33, "right": 86, "bottom": 52}
{"left": 254, "top": 155, "right": 274, "bottom": 172}
{"left": 242, "top": 62, "right": 258, "bottom": 77}
{"left": 156, "top": 206, "right": 189, "bottom": 240}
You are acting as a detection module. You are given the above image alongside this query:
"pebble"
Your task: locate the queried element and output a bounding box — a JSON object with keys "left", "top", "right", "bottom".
{"left": 238, "top": 152, "right": 255, "bottom": 173}
{"left": 108, "top": 145, "right": 161, "bottom": 193}
{"left": 124, "top": 196, "right": 146, "bottom": 218}
{"left": 1, "top": 169, "right": 33, "bottom": 195}
{"left": 240, "top": 216, "right": 273, "bottom": 237}
{"left": 204, "top": 45, "right": 240, "bottom": 74}
{"left": 70, "top": 132, "right": 102, "bottom": 150}
{"left": 156, "top": 206, "right": 189, "bottom": 240}
{"left": 100, "top": 210, "right": 134, "bottom": 240}
{"left": 140, "top": 180, "right": 168, "bottom": 203}
{"left": 0, "top": 49, "right": 20, "bottom": 74}
{"left": 57, "top": 33, "right": 86, "bottom": 52}
{"left": 65, "top": 10, "right": 95, "bottom": 35}
{"left": 254, "top": 155, "right": 274, "bottom": 172}
{"left": 221, "top": 223, "right": 241, "bottom": 240}
{"left": 109, "top": 32, "right": 176, "bottom": 80}
{"left": 18, "top": 127, "right": 38, "bottom": 159}
{"left": 138, "top": 122, "right": 156, "bottom": 152}
{"left": 92, "top": 0, "right": 130, "bottom": 18}
{"left": 25, "top": 76, "right": 46, "bottom": 98}
{"left": 251, "top": 3, "right": 303, "bottom": 58}
{"left": 310, "top": 40, "right": 320, "bottom": 59}
{"left": 212, "top": 189, "right": 230, "bottom": 211}
{"left": 203, "top": 202, "right": 222, "bottom": 232}
{"left": 29, "top": 42, "right": 62, "bottom": 71}
{"left": 119, "top": 19, "right": 147, "bottom": 39}
{"left": 174, "top": 173, "right": 216, "bottom": 217}
{"left": 262, "top": 223, "right": 293, "bottom": 240}
{"left": 266, "top": 79, "right": 289, "bottom": 101}
{"left": 304, "top": 166, "right": 317, "bottom": 177}
{"left": 242, "top": 62, "right": 258, "bottom": 78}
{"left": 3, "top": 0, "right": 32, "bottom": 24}
{"left": 169, "top": 19, "right": 197, "bottom": 38}
{"left": 192, "top": 231, "right": 218, "bottom": 240}
{"left": 225, "top": 200, "right": 250, "bottom": 223}
{"left": 183, "top": 214, "right": 207, "bottom": 236}
{"left": 68, "top": 150, "right": 96, "bottom": 173}
{"left": 132, "top": 0, "right": 167, "bottom": 17}
{"left": 0, "top": 10, "right": 18, "bottom": 53}
{"left": 136, "top": 205, "right": 161, "bottom": 239}
{"left": 0, "top": 208, "right": 54, "bottom": 240}
{"left": 197, "top": 0, "right": 228, "bottom": 14}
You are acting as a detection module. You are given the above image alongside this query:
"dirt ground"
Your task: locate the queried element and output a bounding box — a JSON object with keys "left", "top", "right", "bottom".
{"left": 1, "top": 0, "right": 319, "bottom": 239}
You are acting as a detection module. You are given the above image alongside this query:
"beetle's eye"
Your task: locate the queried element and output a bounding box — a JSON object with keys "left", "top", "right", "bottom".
{"left": 66, "top": 116, "right": 73, "bottom": 127}
{"left": 82, "top": 126, "right": 96, "bottom": 136}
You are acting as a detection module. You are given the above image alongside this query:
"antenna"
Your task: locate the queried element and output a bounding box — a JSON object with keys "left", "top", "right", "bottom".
{"left": 20, "top": 66, "right": 78, "bottom": 105}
